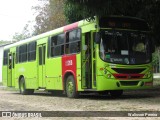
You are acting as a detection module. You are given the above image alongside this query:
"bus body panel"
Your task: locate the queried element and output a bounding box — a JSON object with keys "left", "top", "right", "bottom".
{"left": 45, "top": 57, "right": 63, "bottom": 90}
{"left": 96, "top": 53, "right": 153, "bottom": 91}
{"left": 76, "top": 54, "right": 82, "bottom": 91}
{"left": 96, "top": 75, "right": 152, "bottom": 90}
{"left": 15, "top": 61, "right": 38, "bottom": 89}
{"left": 62, "top": 54, "right": 77, "bottom": 90}
{"left": 2, "top": 16, "right": 153, "bottom": 96}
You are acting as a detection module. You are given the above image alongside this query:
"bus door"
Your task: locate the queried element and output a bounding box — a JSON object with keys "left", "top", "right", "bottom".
{"left": 38, "top": 44, "right": 46, "bottom": 88}
{"left": 82, "top": 32, "right": 93, "bottom": 89}
{"left": 7, "top": 52, "right": 15, "bottom": 87}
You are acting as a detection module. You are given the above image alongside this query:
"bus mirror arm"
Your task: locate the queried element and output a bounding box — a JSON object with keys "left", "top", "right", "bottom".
{"left": 95, "top": 32, "right": 101, "bottom": 44}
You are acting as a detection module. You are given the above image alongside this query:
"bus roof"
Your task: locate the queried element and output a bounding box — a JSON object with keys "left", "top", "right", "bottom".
{"left": 4, "top": 16, "right": 149, "bottom": 50}
{"left": 4, "top": 19, "right": 93, "bottom": 50}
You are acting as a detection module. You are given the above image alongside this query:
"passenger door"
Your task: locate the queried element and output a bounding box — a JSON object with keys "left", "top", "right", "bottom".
{"left": 7, "top": 52, "right": 15, "bottom": 87}
{"left": 81, "top": 32, "right": 97, "bottom": 89}
{"left": 38, "top": 44, "right": 46, "bottom": 88}
{"left": 81, "top": 32, "right": 92, "bottom": 89}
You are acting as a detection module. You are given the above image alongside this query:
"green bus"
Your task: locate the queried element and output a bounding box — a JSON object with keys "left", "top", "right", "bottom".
{"left": 2, "top": 16, "right": 154, "bottom": 98}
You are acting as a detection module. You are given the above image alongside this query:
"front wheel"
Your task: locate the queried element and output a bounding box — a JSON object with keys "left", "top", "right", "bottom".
{"left": 19, "top": 77, "right": 34, "bottom": 95}
{"left": 65, "top": 75, "right": 79, "bottom": 98}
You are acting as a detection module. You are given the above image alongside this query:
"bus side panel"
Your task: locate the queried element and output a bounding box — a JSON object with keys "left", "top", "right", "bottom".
{"left": 45, "top": 57, "right": 63, "bottom": 90}
{"left": 25, "top": 61, "right": 38, "bottom": 89}
{"left": 76, "top": 54, "right": 82, "bottom": 91}
{"left": 62, "top": 54, "right": 77, "bottom": 91}
{"left": 2, "top": 66, "right": 7, "bottom": 86}
{"left": 15, "top": 62, "right": 38, "bottom": 89}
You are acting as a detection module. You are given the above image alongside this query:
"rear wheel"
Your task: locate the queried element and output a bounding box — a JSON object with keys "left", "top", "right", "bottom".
{"left": 110, "top": 90, "right": 123, "bottom": 98}
{"left": 19, "top": 77, "right": 34, "bottom": 95}
{"left": 65, "top": 75, "right": 79, "bottom": 98}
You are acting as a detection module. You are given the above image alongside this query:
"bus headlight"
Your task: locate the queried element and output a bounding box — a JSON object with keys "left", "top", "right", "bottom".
{"left": 101, "top": 68, "right": 113, "bottom": 79}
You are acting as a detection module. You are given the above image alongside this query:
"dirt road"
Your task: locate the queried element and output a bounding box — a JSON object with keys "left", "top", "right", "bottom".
{"left": 0, "top": 82, "right": 160, "bottom": 120}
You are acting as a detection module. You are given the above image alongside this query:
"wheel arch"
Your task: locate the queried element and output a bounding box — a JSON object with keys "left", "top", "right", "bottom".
{"left": 63, "top": 71, "right": 77, "bottom": 92}
{"left": 18, "top": 75, "right": 24, "bottom": 88}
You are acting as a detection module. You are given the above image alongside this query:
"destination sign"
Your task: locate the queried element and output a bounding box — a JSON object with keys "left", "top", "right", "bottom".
{"left": 99, "top": 16, "right": 150, "bottom": 31}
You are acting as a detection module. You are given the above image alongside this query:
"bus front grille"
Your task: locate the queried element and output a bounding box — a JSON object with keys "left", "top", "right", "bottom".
{"left": 120, "top": 81, "right": 139, "bottom": 86}
{"left": 112, "top": 68, "right": 146, "bottom": 74}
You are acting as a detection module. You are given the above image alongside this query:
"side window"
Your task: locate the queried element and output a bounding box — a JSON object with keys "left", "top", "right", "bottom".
{"left": 19, "top": 44, "right": 27, "bottom": 63}
{"left": 3, "top": 50, "right": 9, "bottom": 65}
{"left": 66, "top": 29, "right": 81, "bottom": 54}
{"left": 50, "top": 33, "right": 65, "bottom": 57}
{"left": 28, "top": 42, "right": 36, "bottom": 61}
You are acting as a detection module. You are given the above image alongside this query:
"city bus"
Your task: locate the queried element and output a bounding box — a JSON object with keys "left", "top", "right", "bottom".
{"left": 2, "top": 16, "right": 154, "bottom": 98}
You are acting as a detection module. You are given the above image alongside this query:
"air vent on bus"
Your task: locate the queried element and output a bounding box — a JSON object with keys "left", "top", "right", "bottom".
{"left": 113, "top": 74, "right": 144, "bottom": 79}
{"left": 120, "top": 81, "right": 139, "bottom": 86}
{"left": 112, "top": 68, "right": 145, "bottom": 74}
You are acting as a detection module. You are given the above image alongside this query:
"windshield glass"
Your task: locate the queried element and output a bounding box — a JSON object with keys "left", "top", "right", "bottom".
{"left": 99, "top": 30, "right": 151, "bottom": 64}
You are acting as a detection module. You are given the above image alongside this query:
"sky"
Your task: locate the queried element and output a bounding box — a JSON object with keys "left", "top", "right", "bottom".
{"left": 0, "top": 0, "right": 40, "bottom": 41}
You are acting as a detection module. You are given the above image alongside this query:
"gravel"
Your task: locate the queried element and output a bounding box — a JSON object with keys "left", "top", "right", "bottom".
{"left": 0, "top": 81, "right": 160, "bottom": 120}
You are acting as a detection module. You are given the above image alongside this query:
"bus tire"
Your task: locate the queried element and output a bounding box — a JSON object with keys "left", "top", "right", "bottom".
{"left": 65, "top": 75, "right": 79, "bottom": 98}
{"left": 110, "top": 90, "right": 123, "bottom": 98}
{"left": 19, "top": 77, "right": 34, "bottom": 95}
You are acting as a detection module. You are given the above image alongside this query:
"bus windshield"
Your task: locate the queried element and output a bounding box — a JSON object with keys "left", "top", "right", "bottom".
{"left": 99, "top": 30, "right": 152, "bottom": 64}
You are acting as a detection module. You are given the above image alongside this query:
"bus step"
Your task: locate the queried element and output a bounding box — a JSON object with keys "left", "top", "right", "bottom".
{"left": 84, "top": 89, "right": 97, "bottom": 91}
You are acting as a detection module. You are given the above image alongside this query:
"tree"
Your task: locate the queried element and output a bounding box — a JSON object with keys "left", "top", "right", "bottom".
{"left": 33, "top": 0, "right": 66, "bottom": 35}
{"left": 64, "top": 0, "right": 160, "bottom": 45}
{"left": 32, "top": 0, "right": 160, "bottom": 45}
{"left": 12, "top": 23, "right": 32, "bottom": 41}
{"left": 64, "top": 0, "right": 141, "bottom": 23}
{"left": 0, "top": 40, "right": 10, "bottom": 45}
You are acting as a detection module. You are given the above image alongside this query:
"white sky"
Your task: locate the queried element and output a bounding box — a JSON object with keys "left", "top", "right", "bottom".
{"left": 0, "top": 0, "right": 40, "bottom": 41}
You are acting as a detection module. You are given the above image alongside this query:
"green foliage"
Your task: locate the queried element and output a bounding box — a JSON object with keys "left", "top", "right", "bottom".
{"left": 12, "top": 33, "right": 28, "bottom": 41}
{"left": 152, "top": 49, "right": 159, "bottom": 65}
{"left": 64, "top": 0, "right": 160, "bottom": 45}
{"left": 0, "top": 40, "right": 9, "bottom": 45}
{"left": 152, "top": 47, "right": 160, "bottom": 73}
{"left": 64, "top": 0, "right": 142, "bottom": 23}
{"left": 12, "top": 24, "right": 32, "bottom": 41}
{"left": 33, "top": 0, "right": 66, "bottom": 35}
{"left": 15, "top": 0, "right": 160, "bottom": 46}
